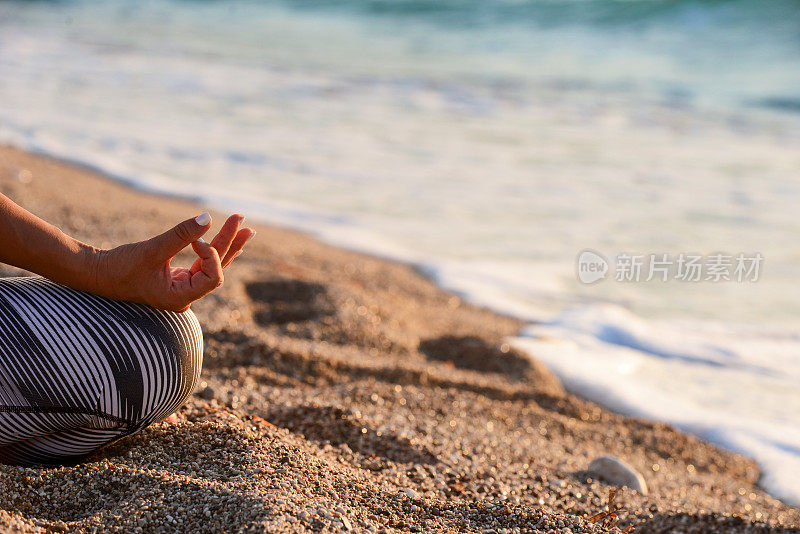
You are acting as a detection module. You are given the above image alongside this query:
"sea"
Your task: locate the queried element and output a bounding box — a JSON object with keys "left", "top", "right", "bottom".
{"left": 0, "top": 0, "right": 798, "bottom": 505}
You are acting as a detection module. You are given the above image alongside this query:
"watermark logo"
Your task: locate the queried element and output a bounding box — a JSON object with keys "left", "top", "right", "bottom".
{"left": 576, "top": 252, "right": 763, "bottom": 284}
{"left": 576, "top": 249, "right": 609, "bottom": 284}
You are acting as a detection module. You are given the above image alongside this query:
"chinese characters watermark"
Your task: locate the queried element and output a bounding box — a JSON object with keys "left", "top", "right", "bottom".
{"left": 576, "top": 251, "right": 762, "bottom": 284}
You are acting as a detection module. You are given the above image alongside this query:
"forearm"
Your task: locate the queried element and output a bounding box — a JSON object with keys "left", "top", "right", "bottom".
{"left": 0, "top": 193, "right": 99, "bottom": 291}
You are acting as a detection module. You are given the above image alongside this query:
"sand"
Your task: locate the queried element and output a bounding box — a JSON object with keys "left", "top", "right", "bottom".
{"left": 0, "top": 145, "right": 798, "bottom": 533}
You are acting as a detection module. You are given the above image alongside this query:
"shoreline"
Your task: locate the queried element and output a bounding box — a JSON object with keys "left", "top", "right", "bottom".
{"left": 0, "top": 144, "right": 798, "bottom": 532}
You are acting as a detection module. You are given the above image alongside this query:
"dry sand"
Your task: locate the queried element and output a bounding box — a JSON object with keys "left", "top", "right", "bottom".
{"left": 0, "top": 145, "right": 798, "bottom": 533}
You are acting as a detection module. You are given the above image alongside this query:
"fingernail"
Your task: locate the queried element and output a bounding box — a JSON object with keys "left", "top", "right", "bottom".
{"left": 197, "top": 237, "right": 207, "bottom": 244}
{"left": 247, "top": 231, "right": 256, "bottom": 241}
{"left": 194, "top": 211, "right": 211, "bottom": 226}
{"left": 234, "top": 250, "right": 243, "bottom": 259}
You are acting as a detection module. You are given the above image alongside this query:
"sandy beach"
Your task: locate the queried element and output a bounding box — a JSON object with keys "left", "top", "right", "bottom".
{"left": 0, "top": 145, "right": 798, "bottom": 533}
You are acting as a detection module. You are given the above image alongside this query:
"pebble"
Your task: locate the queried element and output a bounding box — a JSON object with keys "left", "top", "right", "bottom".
{"left": 587, "top": 455, "right": 648, "bottom": 495}
{"left": 15, "top": 168, "right": 33, "bottom": 184}
{"left": 402, "top": 488, "right": 418, "bottom": 499}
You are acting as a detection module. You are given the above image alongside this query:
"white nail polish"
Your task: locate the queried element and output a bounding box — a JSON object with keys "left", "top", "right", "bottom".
{"left": 194, "top": 211, "right": 211, "bottom": 226}
{"left": 197, "top": 237, "right": 207, "bottom": 244}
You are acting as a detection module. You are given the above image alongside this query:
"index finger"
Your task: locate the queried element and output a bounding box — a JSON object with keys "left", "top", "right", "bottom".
{"left": 179, "top": 239, "right": 224, "bottom": 302}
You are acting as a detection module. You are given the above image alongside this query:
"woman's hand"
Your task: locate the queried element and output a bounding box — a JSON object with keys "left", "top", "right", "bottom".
{"left": 0, "top": 193, "right": 252, "bottom": 310}
{"left": 91, "top": 212, "right": 254, "bottom": 312}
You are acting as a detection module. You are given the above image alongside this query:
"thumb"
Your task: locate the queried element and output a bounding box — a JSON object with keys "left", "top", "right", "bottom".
{"left": 149, "top": 211, "right": 212, "bottom": 262}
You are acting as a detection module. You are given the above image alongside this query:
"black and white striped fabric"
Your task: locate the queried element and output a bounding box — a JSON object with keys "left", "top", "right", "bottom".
{"left": 0, "top": 276, "right": 202, "bottom": 465}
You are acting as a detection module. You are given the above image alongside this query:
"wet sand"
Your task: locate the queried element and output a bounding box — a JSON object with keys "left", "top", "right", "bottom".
{"left": 0, "top": 145, "right": 798, "bottom": 533}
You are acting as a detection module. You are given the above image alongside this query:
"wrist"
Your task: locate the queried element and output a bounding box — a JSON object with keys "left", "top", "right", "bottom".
{"left": 77, "top": 243, "right": 107, "bottom": 295}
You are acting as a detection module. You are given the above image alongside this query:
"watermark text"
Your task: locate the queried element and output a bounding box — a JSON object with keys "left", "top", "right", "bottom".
{"left": 576, "top": 251, "right": 762, "bottom": 284}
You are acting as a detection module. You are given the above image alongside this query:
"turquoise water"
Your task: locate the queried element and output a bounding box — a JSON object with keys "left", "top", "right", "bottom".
{"left": 1, "top": 0, "right": 800, "bottom": 505}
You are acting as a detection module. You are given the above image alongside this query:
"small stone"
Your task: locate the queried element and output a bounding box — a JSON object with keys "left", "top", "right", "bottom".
{"left": 340, "top": 516, "right": 353, "bottom": 531}
{"left": 402, "top": 488, "right": 418, "bottom": 499}
{"left": 587, "top": 455, "right": 648, "bottom": 495}
{"left": 15, "top": 169, "right": 33, "bottom": 184}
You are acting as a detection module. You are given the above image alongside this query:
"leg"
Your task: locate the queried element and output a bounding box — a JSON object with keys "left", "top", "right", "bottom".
{"left": 0, "top": 276, "right": 203, "bottom": 465}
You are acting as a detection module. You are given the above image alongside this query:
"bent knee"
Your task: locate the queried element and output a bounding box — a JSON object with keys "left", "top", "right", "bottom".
{"left": 168, "top": 307, "right": 204, "bottom": 387}
{"left": 136, "top": 308, "right": 204, "bottom": 425}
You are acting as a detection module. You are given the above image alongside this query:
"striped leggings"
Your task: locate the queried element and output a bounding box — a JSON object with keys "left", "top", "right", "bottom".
{"left": 0, "top": 277, "right": 203, "bottom": 465}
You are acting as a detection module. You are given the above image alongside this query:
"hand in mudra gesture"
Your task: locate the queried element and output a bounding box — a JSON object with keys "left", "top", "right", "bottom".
{"left": 0, "top": 193, "right": 254, "bottom": 313}
{"left": 93, "top": 212, "right": 254, "bottom": 312}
